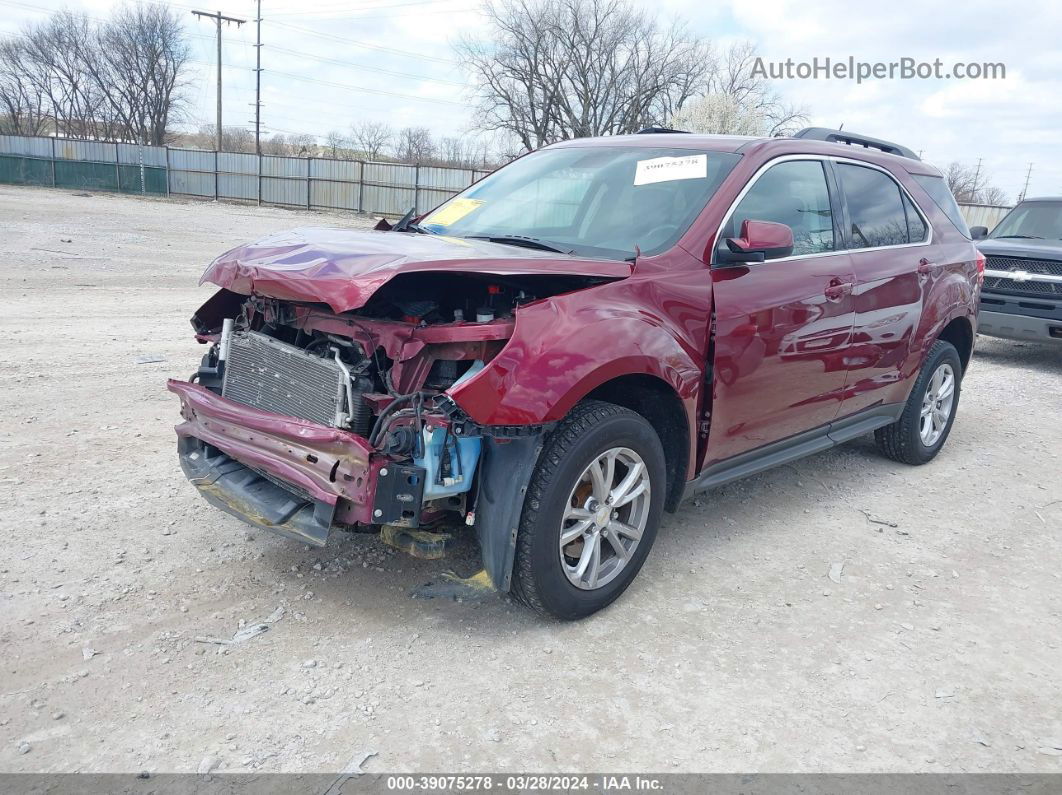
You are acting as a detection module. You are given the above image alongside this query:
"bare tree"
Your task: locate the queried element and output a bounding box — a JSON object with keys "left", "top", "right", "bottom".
{"left": 706, "top": 41, "right": 808, "bottom": 136}
{"left": 944, "top": 162, "right": 984, "bottom": 202}
{"left": 980, "top": 185, "right": 1009, "bottom": 206}
{"left": 943, "top": 161, "right": 1006, "bottom": 205}
{"left": 288, "top": 133, "right": 317, "bottom": 156}
{"left": 261, "top": 133, "right": 289, "bottom": 155}
{"left": 0, "top": 4, "right": 189, "bottom": 142}
{"left": 17, "top": 11, "right": 110, "bottom": 139}
{"left": 349, "top": 120, "right": 393, "bottom": 160}
{"left": 183, "top": 124, "right": 254, "bottom": 152}
{"left": 457, "top": 0, "right": 711, "bottom": 152}
{"left": 0, "top": 40, "right": 50, "bottom": 135}
{"left": 324, "top": 130, "right": 348, "bottom": 158}
{"left": 88, "top": 2, "right": 190, "bottom": 144}
{"left": 394, "top": 126, "right": 435, "bottom": 163}
{"left": 436, "top": 135, "right": 482, "bottom": 167}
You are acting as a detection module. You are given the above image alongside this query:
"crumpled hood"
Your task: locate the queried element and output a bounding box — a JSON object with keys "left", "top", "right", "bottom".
{"left": 201, "top": 227, "right": 632, "bottom": 313}
{"left": 977, "top": 237, "right": 1062, "bottom": 261}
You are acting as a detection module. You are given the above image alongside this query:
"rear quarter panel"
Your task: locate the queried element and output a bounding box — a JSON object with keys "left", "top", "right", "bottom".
{"left": 887, "top": 175, "right": 980, "bottom": 404}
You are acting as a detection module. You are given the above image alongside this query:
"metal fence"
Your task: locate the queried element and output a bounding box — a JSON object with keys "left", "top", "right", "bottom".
{"left": 0, "top": 133, "right": 491, "bottom": 216}
{"left": 0, "top": 134, "right": 1020, "bottom": 230}
{"left": 958, "top": 202, "right": 1012, "bottom": 232}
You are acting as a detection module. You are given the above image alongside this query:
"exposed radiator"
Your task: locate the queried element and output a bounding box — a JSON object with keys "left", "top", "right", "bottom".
{"left": 222, "top": 331, "right": 344, "bottom": 427}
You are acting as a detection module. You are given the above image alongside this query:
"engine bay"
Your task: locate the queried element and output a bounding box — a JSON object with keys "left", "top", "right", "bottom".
{"left": 185, "top": 270, "right": 606, "bottom": 530}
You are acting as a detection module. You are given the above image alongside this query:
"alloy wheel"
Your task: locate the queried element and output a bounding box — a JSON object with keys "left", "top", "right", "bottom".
{"left": 920, "top": 362, "right": 956, "bottom": 446}
{"left": 559, "top": 447, "right": 651, "bottom": 591}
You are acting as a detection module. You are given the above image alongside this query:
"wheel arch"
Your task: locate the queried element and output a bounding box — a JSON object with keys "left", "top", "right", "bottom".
{"left": 937, "top": 314, "right": 974, "bottom": 374}
{"left": 584, "top": 373, "right": 691, "bottom": 513}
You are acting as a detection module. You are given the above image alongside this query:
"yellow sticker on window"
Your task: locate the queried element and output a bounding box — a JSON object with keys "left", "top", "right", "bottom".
{"left": 424, "top": 198, "right": 484, "bottom": 227}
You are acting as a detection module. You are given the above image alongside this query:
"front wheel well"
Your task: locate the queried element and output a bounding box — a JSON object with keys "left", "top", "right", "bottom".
{"left": 938, "top": 316, "right": 974, "bottom": 373}
{"left": 585, "top": 374, "right": 688, "bottom": 512}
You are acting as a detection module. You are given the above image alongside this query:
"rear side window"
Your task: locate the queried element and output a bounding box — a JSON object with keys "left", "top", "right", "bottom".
{"left": 913, "top": 174, "right": 972, "bottom": 238}
{"left": 837, "top": 163, "right": 911, "bottom": 249}
{"left": 903, "top": 193, "right": 928, "bottom": 242}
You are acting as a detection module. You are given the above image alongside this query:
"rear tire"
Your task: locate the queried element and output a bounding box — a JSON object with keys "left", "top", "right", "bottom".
{"left": 511, "top": 400, "right": 666, "bottom": 620}
{"left": 875, "top": 340, "right": 962, "bottom": 465}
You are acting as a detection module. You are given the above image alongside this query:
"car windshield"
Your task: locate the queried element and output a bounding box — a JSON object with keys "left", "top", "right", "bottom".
{"left": 990, "top": 201, "right": 1062, "bottom": 240}
{"left": 421, "top": 146, "right": 741, "bottom": 260}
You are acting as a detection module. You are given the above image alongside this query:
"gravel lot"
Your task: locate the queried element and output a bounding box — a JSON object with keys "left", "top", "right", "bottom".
{"left": 2, "top": 184, "right": 1060, "bottom": 774}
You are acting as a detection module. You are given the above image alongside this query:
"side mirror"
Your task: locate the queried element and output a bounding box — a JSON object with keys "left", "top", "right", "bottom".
{"left": 718, "top": 219, "right": 795, "bottom": 264}
{"left": 970, "top": 225, "right": 988, "bottom": 240}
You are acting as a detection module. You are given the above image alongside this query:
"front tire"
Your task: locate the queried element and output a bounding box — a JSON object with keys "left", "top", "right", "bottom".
{"left": 875, "top": 340, "right": 962, "bottom": 465}
{"left": 511, "top": 401, "right": 666, "bottom": 620}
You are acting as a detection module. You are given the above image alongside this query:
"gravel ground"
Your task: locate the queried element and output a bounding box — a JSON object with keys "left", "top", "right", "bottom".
{"left": 1, "top": 184, "right": 1060, "bottom": 774}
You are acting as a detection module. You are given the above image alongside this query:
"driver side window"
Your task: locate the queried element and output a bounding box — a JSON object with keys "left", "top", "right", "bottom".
{"left": 726, "top": 160, "right": 835, "bottom": 257}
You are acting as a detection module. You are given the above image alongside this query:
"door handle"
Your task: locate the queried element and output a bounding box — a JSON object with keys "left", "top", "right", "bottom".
{"left": 917, "top": 257, "right": 935, "bottom": 275}
{"left": 824, "top": 277, "right": 853, "bottom": 301}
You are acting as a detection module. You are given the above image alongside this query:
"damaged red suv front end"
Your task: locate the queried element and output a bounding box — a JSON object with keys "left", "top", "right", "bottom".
{"left": 168, "top": 223, "right": 639, "bottom": 582}
{"left": 168, "top": 139, "right": 750, "bottom": 611}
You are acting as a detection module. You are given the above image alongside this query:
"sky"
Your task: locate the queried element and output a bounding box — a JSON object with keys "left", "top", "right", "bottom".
{"left": 1, "top": 0, "right": 1057, "bottom": 203}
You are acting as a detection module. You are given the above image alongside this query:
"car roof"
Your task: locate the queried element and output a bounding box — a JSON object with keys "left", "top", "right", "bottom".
{"left": 1018, "top": 196, "right": 1062, "bottom": 203}
{"left": 544, "top": 133, "right": 943, "bottom": 177}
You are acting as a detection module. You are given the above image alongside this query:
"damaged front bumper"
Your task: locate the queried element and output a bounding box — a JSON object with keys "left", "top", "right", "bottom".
{"left": 168, "top": 380, "right": 421, "bottom": 546}
{"left": 168, "top": 379, "right": 546, "bottom": 592}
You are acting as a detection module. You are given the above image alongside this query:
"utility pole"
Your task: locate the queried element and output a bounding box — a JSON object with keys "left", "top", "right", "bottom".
{"left": 972, "top": 157, "right": 983, "bottom": 195}
{"left": 192, "top": 9, "right": 246, "bottom": 152}
{"left": 253, "top": 0, "right": 262, "bottom": 155}
{"left": 1019, "top": 163, "right": 1033, "bottom": 202}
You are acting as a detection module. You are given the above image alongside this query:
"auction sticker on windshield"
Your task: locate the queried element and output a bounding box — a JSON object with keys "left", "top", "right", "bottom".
{"left": 633, "top": 154, "right": 707, "bottom": 186}
{"left": 425, "top": 198, "right": 485, "bottom": 226}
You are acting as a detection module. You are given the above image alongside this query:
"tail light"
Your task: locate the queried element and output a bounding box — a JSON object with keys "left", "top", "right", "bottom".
{"left": 974, "top": 251, "right": 985, "bottom": 286}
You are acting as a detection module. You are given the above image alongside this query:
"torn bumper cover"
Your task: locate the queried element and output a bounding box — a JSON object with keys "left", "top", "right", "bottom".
{"left": 168, "top": 378, "right": 545, "bottom": 591}
{"left": 168, "top": 379, "right": 393, "bottom": 545}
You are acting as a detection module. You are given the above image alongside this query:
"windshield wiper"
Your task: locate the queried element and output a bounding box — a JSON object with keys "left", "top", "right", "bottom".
{"left": 391, "top": 207, "right": 432, "bottom": 234}
{"left": 995, "top": 234, "right": 1044, "bottom": 239}
{"left": 466, "top": 234, "right": 572, "bottom": 254}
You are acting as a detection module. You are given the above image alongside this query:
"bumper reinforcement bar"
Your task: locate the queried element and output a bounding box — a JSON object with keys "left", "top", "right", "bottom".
{"left": 179, "top": 436, "right": 336, "bottom": 546}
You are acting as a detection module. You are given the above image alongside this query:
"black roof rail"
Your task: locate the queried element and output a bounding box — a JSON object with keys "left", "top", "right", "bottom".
{"left": 636, "top": 126, "right": 691, "bottom": 135}
{"left": 793, "top": 127, "right": 919, "bottom": 161}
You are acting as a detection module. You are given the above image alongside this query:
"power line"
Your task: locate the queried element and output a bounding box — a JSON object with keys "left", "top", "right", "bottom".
{"left": 269, "top": 6, "right": 477, "bottom": 19}
{"left": 269, "top": 0, "right": 454, "bottom": 13}
{"left": 254, "top": 0, "right": 262, "bottom": 155}
{"left": 267, "top": 69, "right": 464, "bottom": 105}
{"left": 191, "top": 9, "right": 246, "bottom": 152}
{"left": 1019, "top": 163, "right": 1033, "bottom": 201}
{"left": 270, "top": 20, "right": 457, "bottom": 64}
{"left": 190, "top": 60, "right": 464, "bottom": 107}
{"left": 266, "top": 43, "right": 466, "bottom": 86}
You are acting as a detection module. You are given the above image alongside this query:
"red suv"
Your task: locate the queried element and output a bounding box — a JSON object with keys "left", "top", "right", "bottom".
{"left": 169, "top": 127, "right": 982, "bottom": 619}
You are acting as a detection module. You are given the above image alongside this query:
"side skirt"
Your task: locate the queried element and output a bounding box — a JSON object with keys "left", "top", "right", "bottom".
{"left": 683, "top": 402, "right": 904, "bottom": 498}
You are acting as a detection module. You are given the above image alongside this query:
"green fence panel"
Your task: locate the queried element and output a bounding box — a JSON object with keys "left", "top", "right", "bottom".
{"left": 54, "top": 160, "right": 119, "bottom": 191}
{"left": 117, "top": 164, "right": 167, "bottom": 194}
{"left": 0, "top": 155, "right": 53, "bottom": 186}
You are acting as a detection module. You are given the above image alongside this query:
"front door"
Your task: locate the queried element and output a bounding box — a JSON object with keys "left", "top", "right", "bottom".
{"left": 705, "top": 158, "right": 855, "bottom": 466}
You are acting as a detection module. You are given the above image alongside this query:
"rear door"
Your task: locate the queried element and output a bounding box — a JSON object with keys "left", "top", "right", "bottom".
{"left": 706, "top": 157, "right": 855, "bottom": 465}
{"left": 833, "top": 161, "right": 931, "bottom": 418}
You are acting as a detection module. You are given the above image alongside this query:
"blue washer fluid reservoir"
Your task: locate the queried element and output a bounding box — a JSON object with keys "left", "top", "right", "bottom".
{"left": 414, "top": 361, "right": 484, "bottom": 500}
